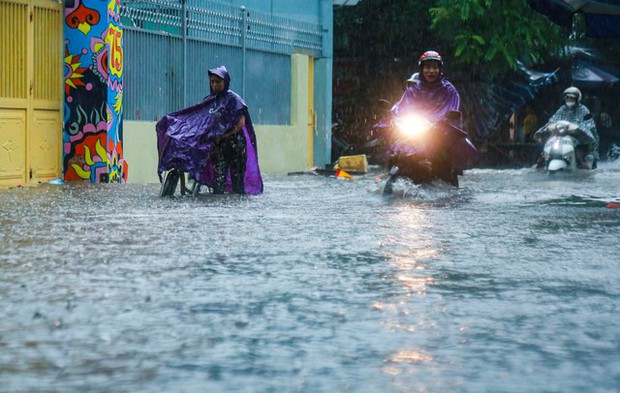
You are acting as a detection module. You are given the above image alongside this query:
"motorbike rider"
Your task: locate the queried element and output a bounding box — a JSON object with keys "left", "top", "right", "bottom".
{"left": 534, "top": 86, "right": 598, "bottom": 168}
{"left": 375, "top": 53, "right": 459, "bottom": 159}
{"left": 392, "top": 50, "right": 460, "bottom": 124}
{"left": 387, "top": 50, "right": 470, "bottom": 185}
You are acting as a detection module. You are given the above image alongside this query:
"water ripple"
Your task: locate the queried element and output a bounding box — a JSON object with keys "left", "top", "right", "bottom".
{"left": 1, "top": 171, "right": 619, "bottom": 392}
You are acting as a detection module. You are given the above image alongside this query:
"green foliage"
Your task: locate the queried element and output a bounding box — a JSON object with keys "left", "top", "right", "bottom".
{"left": 429, "top": 0, "right": 568, "bottom": 77}
{"left": 335, "top": 0, "right": 568, "bottom": 78}
{"left": 334, "top": 0, "right": 437, "bottom": 68}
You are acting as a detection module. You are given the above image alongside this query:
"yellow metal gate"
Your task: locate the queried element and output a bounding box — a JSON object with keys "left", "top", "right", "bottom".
{"left": 0, "top": 0, "right": 63, "bottom": 187}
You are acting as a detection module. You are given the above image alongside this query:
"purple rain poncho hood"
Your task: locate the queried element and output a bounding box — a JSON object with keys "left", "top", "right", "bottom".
{"left": 391, "top": 75, "right": 460, "bottom": 123}
{"left": 156, "top": 65, "right": 263, "bottom": 194}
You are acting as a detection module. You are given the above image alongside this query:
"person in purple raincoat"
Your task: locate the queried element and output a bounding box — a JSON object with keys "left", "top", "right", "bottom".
{"left": 388, "top": 51, "right": 478, "bottom": 180}
{"left": 156, "top": 65, "right": 263, "bottom": 194}
{"left": 391, "top": 50, "right": 460, "bottom": 124}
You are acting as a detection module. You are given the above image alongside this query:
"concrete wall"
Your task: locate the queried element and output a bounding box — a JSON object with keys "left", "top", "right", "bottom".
{"left": 124, "top": 54, "right": 310, "bottom": 183}
{"left": 213, "top": 0, "right": 333, "bottom": 169}
{"left": 313, "top": 0, "right": 333, "bottom": 167}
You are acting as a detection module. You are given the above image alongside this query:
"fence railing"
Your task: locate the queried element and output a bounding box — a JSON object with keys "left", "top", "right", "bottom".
{"left": 120, "top": 0, "right": 323, "bottom": 124}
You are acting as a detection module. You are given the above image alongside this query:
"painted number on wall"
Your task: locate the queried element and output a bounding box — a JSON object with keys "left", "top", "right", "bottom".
{"left": 108, "top": 24, "right": 123, "bottom": 77}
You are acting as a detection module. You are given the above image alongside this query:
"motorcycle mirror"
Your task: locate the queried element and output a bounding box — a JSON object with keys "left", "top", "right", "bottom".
{"left": 446, "top": 110, "right": 462, "bottom": 122}
{"left": 377, "top": 99, "right": 392, "bottom": 111}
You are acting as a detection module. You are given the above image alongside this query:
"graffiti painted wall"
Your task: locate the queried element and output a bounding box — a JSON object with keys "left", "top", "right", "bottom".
{"left": 64, "top": 0, "right": 126, "bottom": 183}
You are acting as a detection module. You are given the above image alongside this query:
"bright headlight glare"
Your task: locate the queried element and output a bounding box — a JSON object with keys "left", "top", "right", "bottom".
{"left": 395, "top": 114, "right": 431, "bottom": 137}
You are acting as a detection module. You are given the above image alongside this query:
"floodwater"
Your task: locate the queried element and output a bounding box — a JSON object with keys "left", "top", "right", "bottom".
{"left": 1, "top": 163, "right": 619, "bottom": 393}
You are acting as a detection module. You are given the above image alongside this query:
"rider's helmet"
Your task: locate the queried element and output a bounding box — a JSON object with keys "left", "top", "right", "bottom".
{"left": 563, "top": 86, "right": 581, "bottom": 103}
{"left": 418, "top": 51, "right": 443, "bottom": 68}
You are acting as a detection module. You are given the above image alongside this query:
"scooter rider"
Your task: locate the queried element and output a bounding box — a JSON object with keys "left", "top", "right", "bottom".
{"left": 535, "top": 87, "right": 598, "bottom": 168}
{"left": 392, "top": 50, "right": 460, "bottom": 124}
{"left": 387, "top": 51, "right": 476, "bottom": 186}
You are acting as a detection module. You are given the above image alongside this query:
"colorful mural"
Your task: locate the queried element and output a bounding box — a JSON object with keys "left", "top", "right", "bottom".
{"left": 64, "top": 0, "right": 126, "bottom": 183}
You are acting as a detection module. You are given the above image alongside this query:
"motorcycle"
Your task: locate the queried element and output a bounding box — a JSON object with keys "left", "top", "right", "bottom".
{"left": 331, "top": 120, "right": 355, "bottom": 163}
{"left": 363, "top": 99, "right": 396, "bottom": 165}
{"left": 383, "top": 110, "right": 479, "bottom": 195}
{"left": 536, "top": 120, "right": 594, "bottom": 173}
{"left": 157, "top": 123, "right": 208, "bottom": 198}
{"left": 159, "top": 168, "right": 201, "bottom": 198}
{"left": 607, "top": 143, "right": 620, "bottom": 162}
{"left": 331, "top": 100, "right": 395, "bottom": 166}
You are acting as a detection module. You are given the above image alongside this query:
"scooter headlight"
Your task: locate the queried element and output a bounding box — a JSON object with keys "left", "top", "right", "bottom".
{"left": 395, "top": 114, "right": 432, "bottom": 139}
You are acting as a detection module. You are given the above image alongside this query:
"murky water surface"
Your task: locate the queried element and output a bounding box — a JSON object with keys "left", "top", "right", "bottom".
{"left": 1, "top": 164, "right": 619, "bottom": 392}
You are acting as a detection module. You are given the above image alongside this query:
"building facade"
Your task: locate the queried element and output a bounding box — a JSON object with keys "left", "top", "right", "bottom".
{"left": 0, "top": 0, "right": 333, "bottom": 186}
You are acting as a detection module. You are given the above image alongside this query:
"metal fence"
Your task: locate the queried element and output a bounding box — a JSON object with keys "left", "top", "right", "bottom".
{"left": 120, "top": 0, "right": 323, "bottom": 124}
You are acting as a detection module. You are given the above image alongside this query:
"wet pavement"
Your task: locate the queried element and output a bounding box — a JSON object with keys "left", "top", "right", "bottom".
{"left": 1, "top": 163, "right": 619, "bottom": 392}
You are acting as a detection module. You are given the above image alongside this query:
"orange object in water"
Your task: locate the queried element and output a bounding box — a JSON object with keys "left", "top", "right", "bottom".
{"left": 335, "top": 168, "right": 353, "bottom": 179}
{"left": 605, "top": 202, "right": 620, "bottom": 209}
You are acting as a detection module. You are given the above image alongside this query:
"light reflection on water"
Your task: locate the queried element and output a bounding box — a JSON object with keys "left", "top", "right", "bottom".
{"left": 1, "top": 164, "right": 619, "bottom": 392}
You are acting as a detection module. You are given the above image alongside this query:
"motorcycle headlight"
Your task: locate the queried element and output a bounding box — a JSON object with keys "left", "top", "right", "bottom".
{"left": 395, "top": 114, "right": 432, "bottom": 138}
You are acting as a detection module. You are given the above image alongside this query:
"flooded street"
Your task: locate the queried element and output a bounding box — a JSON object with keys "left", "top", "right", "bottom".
{"left": 1, "top": 163, "right": 619, "bottom": 392}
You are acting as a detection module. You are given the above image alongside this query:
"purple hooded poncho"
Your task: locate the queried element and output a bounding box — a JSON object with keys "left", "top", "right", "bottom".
{"left": 156, "top": 66, "right": 263, "bottom": 194}
{"left": 391, "top": 75, "right": 460, "bottom": 123}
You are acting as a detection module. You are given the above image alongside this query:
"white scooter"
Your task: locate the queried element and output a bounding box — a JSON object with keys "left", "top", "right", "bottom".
{"left": 539, "top": 120, "right": 593, "bottom": 173}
